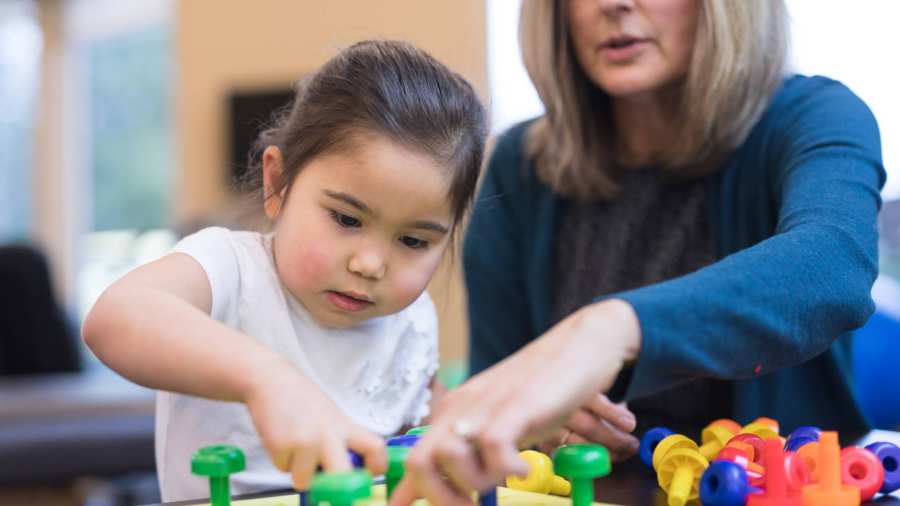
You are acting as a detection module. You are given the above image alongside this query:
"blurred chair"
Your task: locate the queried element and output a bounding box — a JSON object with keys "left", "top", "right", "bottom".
{"left": 853, "top": 307, "right": 900, "bottom": 430}
{"left": 0, "top": 244, "right": 81, "bottom": 375}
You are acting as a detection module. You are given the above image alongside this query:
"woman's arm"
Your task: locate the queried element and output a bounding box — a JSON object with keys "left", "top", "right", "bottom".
{"left": 614, "top": 79, "right": 885, "bottom": 399}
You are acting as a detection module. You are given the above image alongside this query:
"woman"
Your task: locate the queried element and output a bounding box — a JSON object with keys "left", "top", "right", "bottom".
{"left": 391, "top": 1, "right": 884, "bottom": 504}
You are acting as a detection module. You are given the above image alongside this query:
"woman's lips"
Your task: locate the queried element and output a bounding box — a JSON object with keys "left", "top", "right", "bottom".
{"left": 599, "top": 39, "right": 649, "bottom": 63}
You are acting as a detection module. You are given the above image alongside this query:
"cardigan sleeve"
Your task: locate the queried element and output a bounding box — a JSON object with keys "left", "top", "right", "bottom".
{"left": 463, "top": 125, "right": 533, "bottom": 375}
{"left": 612, "top": 79, "right": 886, "bottom": 400}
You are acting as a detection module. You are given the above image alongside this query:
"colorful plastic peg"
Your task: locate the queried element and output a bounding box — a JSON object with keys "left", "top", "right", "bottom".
{"left": 801, "top": 431, "right": 859, "bottom": 506}
{"left": 865, "top": 441, "right": 900, "bottom": 494}
{"left": 741, "top": 422, "right": 780, "bottom": 441}
{"left": 727, "top": 433, "right": 766, "bottom": 465}
{"left": 386, "top": 445, "right": 409, "bottom": 498}
{"left": 309, "top": 470, "right": 373, "bottom": 506}
{"left": 656, "top": 447, "right": 708, "bottom": 506}
{"left": 191, "top": 445, "right": 246, "bottom": 506}
{"left": 640, "top": 427, "right": 674, "bottom": 469}
{"left": 840, "top": 446, "right": 884, "bottom": 502}
{"left": 552, "top": 444, "right": 611, "bottom": 506}
{"left": 700, "top": 460, "right": 756, "bottom": 506}
{"left": 506, "top": 450, "right": 571, "bottom": 496}
{"left": 747, "top": 438, "right": 802, "bottom": 506}
{"left": 653, "top": 434, "right": 699, "bottom": 471}
{"left": 700, "top": 425, "right": 736, "bottom": 461}
{"left": 405, "top": 425, "right": 431, "bottom": 436}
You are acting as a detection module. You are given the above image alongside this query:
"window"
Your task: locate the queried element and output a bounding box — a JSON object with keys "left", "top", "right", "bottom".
{"left": 0, "top": 0, "right": 41, "bottom": 241}
{"left": 65, "top": 0, "right": 177, "bottom": 322}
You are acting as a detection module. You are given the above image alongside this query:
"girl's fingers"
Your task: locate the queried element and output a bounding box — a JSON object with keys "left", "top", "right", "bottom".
{"left": 347, "top": 427, "right": 388, "bottom": 475}
{"left": 319, "top": 432, "right": 352, "bottom": 472}
{"left": 288, "top": 444, "right": 319, "bottom": 491}
{"left": 583, "top": 394, "right": 636, "bottom": 433}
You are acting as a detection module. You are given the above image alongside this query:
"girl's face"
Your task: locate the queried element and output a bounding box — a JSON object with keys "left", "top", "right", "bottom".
{"left": 567, "top": 0, "right": 699, "bottom": 100}
{"left": 262, "top": 135, "right": 453, "bottom": 329}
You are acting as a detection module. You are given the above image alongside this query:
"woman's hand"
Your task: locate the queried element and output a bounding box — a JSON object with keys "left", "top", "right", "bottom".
{"left": 536, "top": 393, "right": 639, "bottom": 462}
{"left": 244, "top": 365, "right": 387, "bottom": 491}
{"left": 388, "top": 299, "right": 641, "bottom": 506}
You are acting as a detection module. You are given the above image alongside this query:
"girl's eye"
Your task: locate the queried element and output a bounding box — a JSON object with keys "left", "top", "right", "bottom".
{"left": 329, "top": 210, "right": 361, "bottom": 228}
{"left": 400, "top": 236, "right": 428, "bottom": 250}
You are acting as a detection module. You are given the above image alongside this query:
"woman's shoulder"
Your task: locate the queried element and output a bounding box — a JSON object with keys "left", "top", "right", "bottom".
{"left": 482, "top": 118, "right": 548, "bottom": 194}
{"left": 764, "top": 74, "right": 878, "bottom": 132}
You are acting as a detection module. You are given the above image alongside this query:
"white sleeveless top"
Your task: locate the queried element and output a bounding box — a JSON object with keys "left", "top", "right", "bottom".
{"left": 155, "top": 227, "right": 438, "bottom": 501}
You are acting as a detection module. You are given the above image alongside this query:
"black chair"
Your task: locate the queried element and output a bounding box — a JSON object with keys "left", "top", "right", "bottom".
{"left": 0, "top": 244, "right": 81, "bottom": 375}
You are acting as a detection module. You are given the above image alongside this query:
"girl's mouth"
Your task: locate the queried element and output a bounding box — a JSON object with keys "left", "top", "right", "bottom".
{"left": 326, "top": 290, "right": 373, "bottom": 312}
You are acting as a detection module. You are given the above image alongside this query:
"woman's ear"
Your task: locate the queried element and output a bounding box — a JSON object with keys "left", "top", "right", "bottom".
{"left": 262, "top": 146, "right": 285, "bottom": 219}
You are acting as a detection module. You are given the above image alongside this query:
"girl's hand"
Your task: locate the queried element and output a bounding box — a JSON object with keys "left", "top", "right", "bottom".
{"left": 536, "top": 393, "right": 639, "bottom": 462}
{"left": 388, "top": 299, "right": 641, "bottom": 506}
{"left": 243, "top": 365, "right": 387, "bottom": 491}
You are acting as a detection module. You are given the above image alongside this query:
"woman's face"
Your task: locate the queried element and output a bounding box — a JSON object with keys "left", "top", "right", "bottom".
{"left": 567, "top": 0, "right": 700, "bottom": 100}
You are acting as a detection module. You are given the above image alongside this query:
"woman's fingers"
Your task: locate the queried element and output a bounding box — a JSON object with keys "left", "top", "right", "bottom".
{"left": 566, "top": 409, "right": 639, "bottom": 455}
{"left": 564, "top": 432, "right": 636, "bottom": 462}
{"left": 434, "top": 436, "right": 494, "bottom": 493}
{"left": 404, "top": 435, "right": 476, "bottom": 506}
{"left": 583, "top": 393, "right": 636, "bottom": 433}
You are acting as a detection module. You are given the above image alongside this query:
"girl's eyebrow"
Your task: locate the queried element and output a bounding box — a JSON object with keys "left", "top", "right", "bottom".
{"left": 324, "top": 189, "right": 449, "bottom": 235}
{"left": 411, "top": 221, "right": 449, "bottom": 235}
{"left": 324, "top": 190, "right": 374, "bottom": 216}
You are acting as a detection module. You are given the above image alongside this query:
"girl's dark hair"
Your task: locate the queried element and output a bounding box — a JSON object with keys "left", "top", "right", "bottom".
{"left": 245, "top": 40, "right": 487, "bottom": 232}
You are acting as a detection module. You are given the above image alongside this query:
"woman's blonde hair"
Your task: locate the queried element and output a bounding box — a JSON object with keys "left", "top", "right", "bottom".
{"left": 519, "top": 0, "right": 789, "bottom": 199}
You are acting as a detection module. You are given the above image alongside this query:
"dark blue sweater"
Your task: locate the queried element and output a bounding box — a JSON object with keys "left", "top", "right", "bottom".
{"left": 464, "top": 75, "right": 886, "bottom": 436}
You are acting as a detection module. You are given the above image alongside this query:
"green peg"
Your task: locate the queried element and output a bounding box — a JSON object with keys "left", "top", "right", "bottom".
{"left": 309, "top": 470, "right": 373, "bottom": 506}
{"left": 386, "top": 446, "right": 410, "bottom": 498}
{"left": 191, "top": 445, "right": 246, "bottom": 506}
{"left": 552, "top": 444, "right": 611, "bottom": 506}
{"left": 405, "top": 425, "right": 431, "bottom": 436}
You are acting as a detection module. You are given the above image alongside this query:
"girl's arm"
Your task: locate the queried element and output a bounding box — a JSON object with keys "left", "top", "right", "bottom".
{"left": 83, "top": 253, "right": 386, "bottom": 488}
{"left": 83, "top": 253, "right": 292, "bottom": 401}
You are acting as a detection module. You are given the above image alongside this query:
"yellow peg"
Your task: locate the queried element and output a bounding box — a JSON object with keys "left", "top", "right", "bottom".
{"left": 656, "top": 447, "right": 708, "bottom": 506}
{"left": 506, "top": 450, "right": 571, "bottom": 496}
{"left": 698, "top": 424, "right": 734, "bottom": 461}
{"left": 652, "top": 434, "right": 699, "bottom": 471}
{"left": 740, "top": 422, "right": 780, "bottom": 441}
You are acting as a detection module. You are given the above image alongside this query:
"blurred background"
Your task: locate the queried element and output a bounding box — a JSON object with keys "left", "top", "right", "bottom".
{"left": 0, "top": 1, "right": 898, "bottom": 505}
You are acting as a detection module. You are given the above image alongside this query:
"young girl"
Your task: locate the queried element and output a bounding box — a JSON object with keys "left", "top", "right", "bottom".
{"left": 82, "top": 40, "right": 486, "bottom": 501}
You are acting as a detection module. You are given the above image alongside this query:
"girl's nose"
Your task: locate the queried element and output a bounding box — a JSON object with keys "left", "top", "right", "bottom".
{"left": 348, "top": 249, "right": 386, "bottom": 280}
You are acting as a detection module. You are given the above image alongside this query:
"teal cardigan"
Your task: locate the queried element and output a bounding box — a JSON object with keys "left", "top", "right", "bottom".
{"left": 464, "top": 75, "right": 886, "bottom": 436}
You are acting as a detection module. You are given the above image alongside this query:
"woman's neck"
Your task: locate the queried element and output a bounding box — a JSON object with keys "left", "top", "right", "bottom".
{"left": 611, "top": 89, "right": 680, "bottom": 168}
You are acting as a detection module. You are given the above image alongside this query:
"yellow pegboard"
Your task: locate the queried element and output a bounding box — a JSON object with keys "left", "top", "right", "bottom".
{"left": 200, "top": 484, "right": 623, "bottom": 506}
